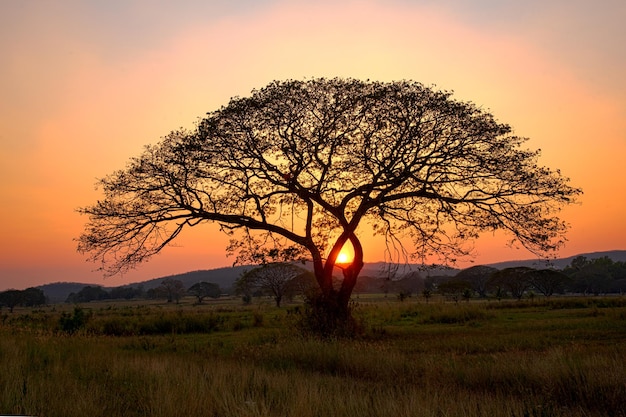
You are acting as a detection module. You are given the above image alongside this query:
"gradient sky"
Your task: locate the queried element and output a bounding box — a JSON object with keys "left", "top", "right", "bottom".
{"left": 1, "top": 0, "right": 625, "bottom": 290}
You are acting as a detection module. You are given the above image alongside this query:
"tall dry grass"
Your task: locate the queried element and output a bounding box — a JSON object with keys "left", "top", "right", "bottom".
{"left": 1, "top": 297, "right": 625, "bottom": 416}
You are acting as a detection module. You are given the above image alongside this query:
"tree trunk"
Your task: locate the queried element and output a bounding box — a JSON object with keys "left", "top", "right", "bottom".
{"left": 305, "top": 236, "right": 364, "bottom": 337}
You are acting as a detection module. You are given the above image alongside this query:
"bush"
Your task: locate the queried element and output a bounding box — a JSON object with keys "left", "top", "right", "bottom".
{"left": 58, "top": 307, "right": 88, "bottom": 334}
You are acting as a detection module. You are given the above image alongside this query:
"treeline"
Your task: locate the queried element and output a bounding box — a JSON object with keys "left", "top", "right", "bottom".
{"left": 59, "top": 256, "right": 626, "bottom": 305}
{"left": 0, "top": 287, "right": 46, "bottom": 312}
{"left": 406, "top": 256, "right": 626, "bottom": 301}
{"left": 64, "top": 278, "right": 222, "bottom": 304}
{"left": 3, "top": 256, "right": 624, "bottom": 309}
{"left": 65, "top": 285, "right": 145, "bottom": 303}
{"left": 561, "top": 255, "right": 626, "bottom": 294}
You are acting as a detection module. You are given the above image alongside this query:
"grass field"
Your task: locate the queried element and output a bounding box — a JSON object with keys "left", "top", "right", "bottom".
{"left": 1, "top": 295, "right": 625, "bottom": 416}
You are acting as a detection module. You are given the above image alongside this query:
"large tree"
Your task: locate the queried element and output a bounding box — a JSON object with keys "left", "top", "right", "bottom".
{"left": 78, "top": 78, "right": 580, "bottom": 323}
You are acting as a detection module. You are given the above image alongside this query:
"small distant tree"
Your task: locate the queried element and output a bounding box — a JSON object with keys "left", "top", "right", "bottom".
{"left": 235, "top": 263, "right": 308, "bottom": 307}
{"left": 158, "top": 278, "right": 185, "bottom": 303}
{"left": 489, "top": 267, "right": 533, "bottom": 300}
{"left": 188, "top": 282, "right": 221, "bottom": 304}
{"left": 0, "top": 289, "right": 22, "bottom": 313}
{"left": 454, "top": 265, "right": 498, "bottom": 298}
{"left": 526, "top": 269, "right": 570, "bottom": 297}
{"left": 21, "top": 287, "right": 46, "bottom": 307}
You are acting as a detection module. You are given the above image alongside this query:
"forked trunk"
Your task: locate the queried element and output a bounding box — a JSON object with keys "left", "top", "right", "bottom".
{"left": 307, "top": 242, "right": 364, "bottom": 337}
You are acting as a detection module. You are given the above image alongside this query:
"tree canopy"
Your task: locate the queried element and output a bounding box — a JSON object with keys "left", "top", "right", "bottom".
{"left": 78, "top": 78, "right": 581, "bottom": 319}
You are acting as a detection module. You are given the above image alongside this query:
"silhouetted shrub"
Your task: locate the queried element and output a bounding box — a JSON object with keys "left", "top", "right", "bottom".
{"left": 58, "top": 307, "right": 88, "bottom": 334}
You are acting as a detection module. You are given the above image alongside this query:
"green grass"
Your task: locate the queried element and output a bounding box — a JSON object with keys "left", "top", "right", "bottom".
{"left": 1, "top": 296, "right": 625, "bottom": 416}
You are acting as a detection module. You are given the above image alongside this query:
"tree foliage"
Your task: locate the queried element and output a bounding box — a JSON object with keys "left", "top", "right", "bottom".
{"left": 78, "top": 78, "right": 581, "bottom": 323}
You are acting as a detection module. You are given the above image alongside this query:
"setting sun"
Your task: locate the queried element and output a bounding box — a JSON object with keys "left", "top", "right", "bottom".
{"left": 336, "top": 251, "right": 352, "bottom": 264}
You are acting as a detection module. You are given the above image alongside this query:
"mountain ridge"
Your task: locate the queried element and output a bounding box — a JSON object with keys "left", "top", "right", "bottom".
{"left": 35, "top": 250, "right": 626, "bottom": 303}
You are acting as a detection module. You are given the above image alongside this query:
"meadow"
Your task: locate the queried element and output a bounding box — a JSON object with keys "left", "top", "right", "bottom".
{"left": 1, "top": 295, "right": 625, "bottom": 417}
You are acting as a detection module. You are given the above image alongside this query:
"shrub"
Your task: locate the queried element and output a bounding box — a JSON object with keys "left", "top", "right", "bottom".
{"left": 58, "top": 307, "right": 88, "bottom": 334}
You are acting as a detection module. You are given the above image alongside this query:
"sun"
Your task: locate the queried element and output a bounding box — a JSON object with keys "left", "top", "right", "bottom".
{"left": 336, "top": 251, "right": 352, "bottom": 264}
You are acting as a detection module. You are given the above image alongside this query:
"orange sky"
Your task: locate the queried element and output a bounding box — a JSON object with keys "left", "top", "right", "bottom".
{"left": 1, "top": 0, "right": 625, "bottom": 290}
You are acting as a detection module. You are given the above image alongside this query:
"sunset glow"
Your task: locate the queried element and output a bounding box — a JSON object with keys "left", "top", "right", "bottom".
{"left": 1, "top": 1, "right": 625, "bottom": 290}
{"left": 336, "top": 252, "right": 352, "bottom": 265}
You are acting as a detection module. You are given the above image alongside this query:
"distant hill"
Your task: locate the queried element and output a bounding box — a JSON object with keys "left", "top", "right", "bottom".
{"left": 39, "top": 266, "right": 255, "bottom": 303}
{"left": 36, "top": 250, "right": 626, "bottom": 303}
{"left": 359, "top": 262, "right": 458, "bottom": 278}
{"left": 137, "top": 266, "right": 253, "bottom": 292}
{"left": 38, "top": 282, "right": 103, "bottom": 304}
{"left": 485, "top": 250, "right": 626, "bottom": 271}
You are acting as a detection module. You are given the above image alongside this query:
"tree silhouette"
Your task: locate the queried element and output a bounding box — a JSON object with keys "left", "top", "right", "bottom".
{"left": 188, "top": 281, "right": 221, "bottom": 304}
{"left": 526, "top": 269, "right": 570, "bottom": 297}
{"left": 0, "top": 289, "right": 23, "bottom": 313}
{"left": 157, "top": 278, "right": 185, "bottom": 303}
{"left": 235, "top": 262, "right": 308, "bottom": 307}
{"left": 454, "top": 265, "right": 498, "bottom": 298}
{"left": 78, "top": 78, "right": 581, "bottom": 325}
{"left": 489, "top": 267, "right": 533, "bottom": 300}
